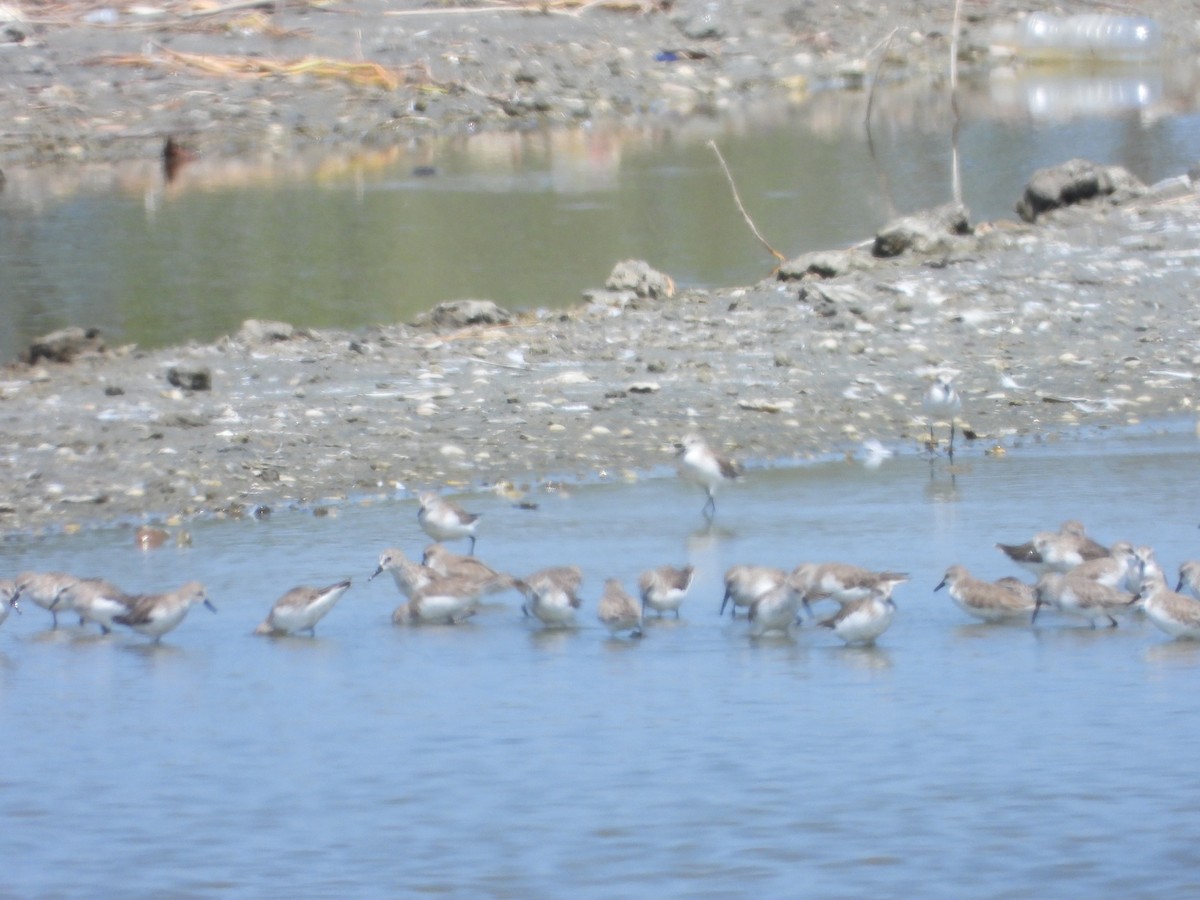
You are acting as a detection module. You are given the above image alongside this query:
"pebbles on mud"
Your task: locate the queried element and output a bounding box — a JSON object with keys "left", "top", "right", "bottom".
{"left": 2, "top": 173, "right": 1199, "bottom": 535}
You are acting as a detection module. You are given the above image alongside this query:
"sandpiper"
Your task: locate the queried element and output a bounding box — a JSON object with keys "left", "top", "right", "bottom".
{"left": 58, "top": 577, "right": 135, "bottom": 634}
{"left": 676, "top": 433, "right": 742, "bottom": 519}
{"left": 369, "top": 547, "right": 438, "bottom": 598}
{"left": 819, "top": 592, "right": 897, "bottom": 646}
{"left": 0, "top": 578, "right": 18, "bottom": 627}
{"left": 934, "top": 565, "right": 1035, "bottom": 622}
{"left": 720, "top": 564, "right": 787, "bottom": 617}
{"left": 789, "top": 562, "right": 908, "bottom": 616}
{"left": 256, "top": 579, "right": 352, "bottom": 636}
{"left": 997, "top": 520, "right": 1110, "bottom": 574}
{"left": 417, "top": 492, "right": 480, "bottom": 554}
{"left": 747, "top": 583, "right": 804, "bottom": 637}
{"left": 391, "top": 575, "right": 482, "bottom": 626}
{"left": 638, "top": 564, "right": 694, "bottom": 619}
{"left": 598, "top": 578, "right": 644, "bottom": 638}
{"left": 113, "top": 581, "right": 216, "bottom": 643}
{"left": 1139, "top": 568, "right": 1200, "bottom": 639}
{"left": 921, "top": 373, "right": 963, "bottom": 459}
{"left": 1070, "top": 540, "right": 1138, "bottom": 591}
{"left": 421, "top": 544, "right": 519, "bottom": 594}
{"left": 1175, "top": 560, "right": 1200, "bottom": 597}
{"left": 13, "top": 571, "right": 78, "bottom": 629}
{"left": 519, "top": 565, "right": 584, "bottom": 628}
{"left": 1032, "top": 571, "right": 1136, "bottom": 629}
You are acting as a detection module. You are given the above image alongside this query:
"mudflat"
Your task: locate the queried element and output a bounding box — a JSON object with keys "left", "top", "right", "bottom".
{"left": 0, "top": 0, "right": 1197, "bottom": 534}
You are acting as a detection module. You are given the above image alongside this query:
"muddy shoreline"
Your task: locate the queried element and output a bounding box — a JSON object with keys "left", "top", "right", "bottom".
{"left": 2, "top": 1, "right": 1200, "bottom": 535}
{"left": 4, "top": 176, "right": 1200, "bottom": 535}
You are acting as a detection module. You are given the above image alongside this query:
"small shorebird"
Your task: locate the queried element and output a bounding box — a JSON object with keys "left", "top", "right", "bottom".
{"left": 417, "top": 492, "right": 481, "bottom": 555}
{"left": 256, "top": 579, "right": 352, "bottom": 636}
{"left": 598, "top": 578, "right": 644, "bottom": 638}
{"left": 392, "top": 576, "right": 482, "bottom": 626}
{"left": 519, "top": 565, "right": 584, "bottom": 628}
{"left": 747, "top": 583, "right": 804, "bottom": 637}
{"left": 819, "top": 592, "right": 897, "bottom": 646}
{"left": 720, "top": 564, "right": 787, "bottom": 617}
{"left": 1139, "top": 568, "right": 1200, "bottom": 639}
{"left": 1175, "top": 560, "right": 1200, "bottom": 597}
{"left": 996, "top": 520, "right": 1109, "bottom": 575}
{"left": 1032, "top": 571, "right": 1136, "bottom": 629}
{"left": 921, "top": 373, "right": 963, "bottom": 459}
{"left": 58, "top": 577, "right": 134, "bottom": 634}
{"left": 934, "top": 565, "right": 1035, "bottom": 622}
{"left": 638, "top": 564, "right": 694, "bottom": 619}
{"left": 13, "top": 571, "right": 78, "bottom": 628}
{"left": 676, "top": 433, "right": 743, "bottom": 519}
{"left": 369, "top": 547, "right": 438, "bottom": 598}
{"left": 421, "top": 544, "right": 519, "bottom": 594}
{"left": 0, "top": 579, "right": 19, "bottom": 627}
{"left": 1070, "top": 540, "right": 1138, "bottom": 591}
{"left": 113, "top": 581, "right": 216, "bottom": 643}
{"left": 789, "top": 562, "right": 908, "bottom": 616}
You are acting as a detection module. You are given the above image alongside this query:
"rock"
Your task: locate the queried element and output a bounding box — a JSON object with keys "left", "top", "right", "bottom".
{"left": 873, "top": 203, "right": 972, "bottom": 258}
{"left": 1015, "top": 159, "right": 1146, "bottom": 223}
{"left": 605, "top": 260, "right": 676, "bottom": 299}
{"left": 236, "top": 319, "right": 297, "bottom": 344}
{"left": 778, "top": 249, "right": 872, "bottom": 280}
{"left": 675, "top": 10, "right": 726, "bottom": 40}
{"left": 135, "top": 525, "right": 170, "bottom": 550}
{"left": 420, "top": 299, "right": 513, "bottom": 331}
{"left": 167, "top": 366, "right": 212, "bottom": 391}
{"left": 738, "top": 398, "right": 795, "bottom": 413}
{"left": 797, "top": 282, "right": 874, "bottom": 317}
{"left": 25, "top": 326, "right": 105, "bottom": 364}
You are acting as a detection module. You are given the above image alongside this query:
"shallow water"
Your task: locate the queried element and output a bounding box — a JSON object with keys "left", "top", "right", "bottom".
{"left": 3, "top": 425, "right": 1200, "bottom": 895}
{"left": 2, "top": 68, "right": 1199, "bottom": 361}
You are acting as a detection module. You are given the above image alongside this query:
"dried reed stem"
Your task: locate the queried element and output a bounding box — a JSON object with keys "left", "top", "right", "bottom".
{"left": 707, "top": 140, "right": 785, "bottom": 264}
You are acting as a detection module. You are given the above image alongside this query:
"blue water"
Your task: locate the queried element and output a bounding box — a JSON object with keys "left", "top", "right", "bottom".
{"left": 3, "top": 426, "right": 1200, "bottom": 895}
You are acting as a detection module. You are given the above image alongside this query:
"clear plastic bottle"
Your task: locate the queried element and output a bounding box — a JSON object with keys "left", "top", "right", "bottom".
{"left": 1005, "top": 13, "right": 1163, "bottom": 63}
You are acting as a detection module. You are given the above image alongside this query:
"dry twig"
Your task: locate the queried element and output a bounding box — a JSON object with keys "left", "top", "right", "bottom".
{"left": 707, "top": 140, "right": 785, "bottom": 264}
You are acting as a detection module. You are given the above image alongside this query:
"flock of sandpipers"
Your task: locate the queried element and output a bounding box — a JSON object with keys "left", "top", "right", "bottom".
{"left": 3, "top": 377, "right": 1198, "bottom": 644}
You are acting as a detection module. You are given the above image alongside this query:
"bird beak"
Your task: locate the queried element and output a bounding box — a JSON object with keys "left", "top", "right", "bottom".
{"left": 934, "top": 579, "right": 947, "bottom": 592}
{"left": 368, "top": 566, "right": 383, "bottom": 582}
{"left": 204, "top": 599, "right": 217, "bottom": 613}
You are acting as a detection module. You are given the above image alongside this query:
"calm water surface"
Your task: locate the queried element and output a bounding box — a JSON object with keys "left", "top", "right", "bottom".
{"left": 3, "top": 426, "right": 1200, "bottom": 895}
{"left": 2, "top": 67, "right": 1200, "bottom": 361}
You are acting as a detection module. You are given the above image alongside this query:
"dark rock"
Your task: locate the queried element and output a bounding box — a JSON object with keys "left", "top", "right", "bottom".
{"left": 166, "top": 366, "right": 212, "bottom": 391}
{"left": 421, "top": 299, "right": 513, "bottom": 331}
{"left": 873, "top": 203, "right": 972, "bottom": 258}
{"left": 778, "top": 249, "right": 871, "bottom": 280}
{"left": 1015, "top": 159, "right": 1146, "bottom": 223}
{"left": 25, "top": 326, "right": 105, "bottom": 364}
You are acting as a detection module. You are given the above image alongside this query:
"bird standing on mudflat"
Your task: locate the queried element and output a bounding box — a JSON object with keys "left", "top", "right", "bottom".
{"left": 676, "top": 434, "right": 743, "bottom": 519}
{"left": 922, "top": 373, "right": 963, "bottom": 460}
